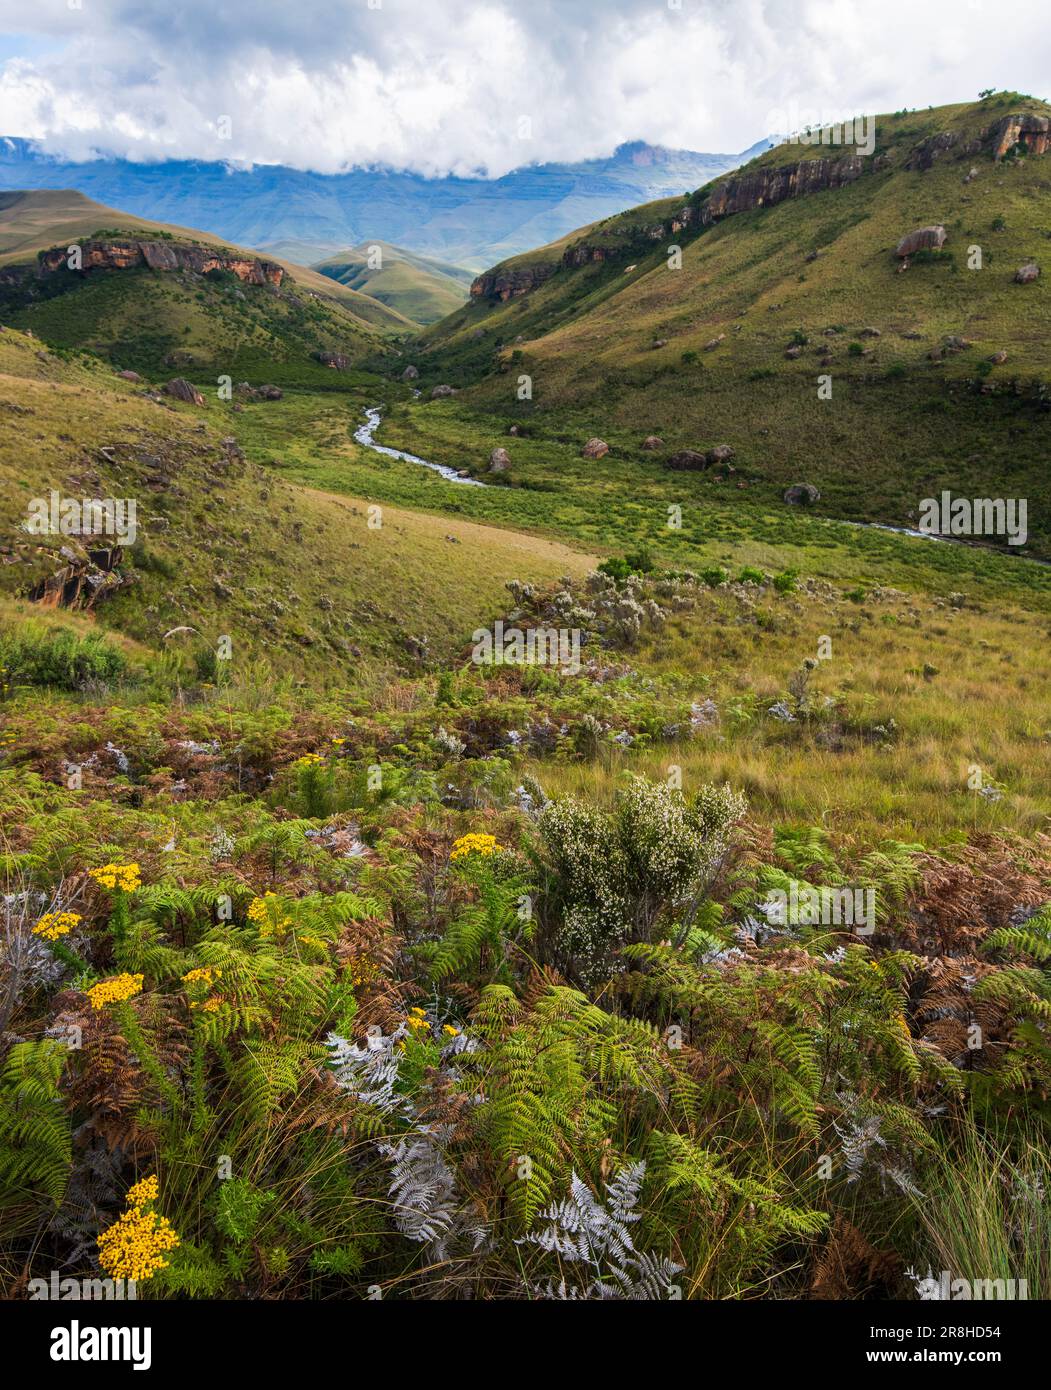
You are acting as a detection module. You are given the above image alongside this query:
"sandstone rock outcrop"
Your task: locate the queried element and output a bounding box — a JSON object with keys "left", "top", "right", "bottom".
{"left": 470, "top": 264, "right": 555, "bottom": 302}
{"left": 989, "top": 114, "right": 1051, "bottom": 161}
{"left": 33, "top": 239, "right": 284, "bottom": 286}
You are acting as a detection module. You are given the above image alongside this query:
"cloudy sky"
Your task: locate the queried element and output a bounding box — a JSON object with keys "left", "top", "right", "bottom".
{"left": 0, "top": 0, "right": 1047, "bottom": 176}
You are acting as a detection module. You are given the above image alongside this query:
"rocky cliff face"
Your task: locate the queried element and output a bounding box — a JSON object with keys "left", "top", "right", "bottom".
{"left": 988, "top": 113, "right": 1051, "bottom": 160}
{"left": 470, "top": 263, "right": 556, "bottom": 302}
{"left": 694, "top": 154, "right": 869, "bottom": 226}
{"left": 12, "top": 239, "right": 285, "bottom": 287}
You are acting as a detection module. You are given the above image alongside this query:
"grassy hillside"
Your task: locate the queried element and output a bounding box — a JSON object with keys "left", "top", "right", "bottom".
{"left": 313, "top": 240, "right": 472, "bottom": 325}
{"left": 0, "top": 190, "right": 411, "bottom": 385}
{"left": 416, "top": 94, "right": 1051, "bottom": 555}
{"left": 0, "top": 326, "right": 594, "bottom": 674}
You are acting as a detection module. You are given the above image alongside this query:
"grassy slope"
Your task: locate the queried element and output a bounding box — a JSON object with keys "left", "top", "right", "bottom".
{"left": 0, "top": 188, "right": 410, "bottom": 328}
{"left": 313, "top": 240, "right": 472, "bottom": 326}
{"left": 0, "top": 190, "right": 414, "bottom": 385}
{"left": 0, "top": 328, "right": 594, "bottom": 673}
{"left": 415, "top": 95, "right": 1051, "bottom": 554}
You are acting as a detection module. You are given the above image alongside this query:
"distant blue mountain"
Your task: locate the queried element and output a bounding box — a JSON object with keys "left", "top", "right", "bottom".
{"left": 0, "top": 136, "right": 772, "bottom": 271}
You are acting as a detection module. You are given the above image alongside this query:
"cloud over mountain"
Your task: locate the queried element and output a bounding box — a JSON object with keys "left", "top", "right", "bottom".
{"left": 0, "top": 0, "right": 1047, "bottom": 176}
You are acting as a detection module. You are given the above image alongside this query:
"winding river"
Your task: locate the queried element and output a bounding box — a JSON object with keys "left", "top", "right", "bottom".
{"left": 354, "top": 405, "right": 486, "bottom": 486}
{"left": 353, "top": 405, "right": 1047, "bottom": 566}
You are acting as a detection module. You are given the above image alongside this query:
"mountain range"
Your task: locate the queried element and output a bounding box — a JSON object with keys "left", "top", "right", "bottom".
{"left": 0, "top": 137, "right": 773, "bottom": 272}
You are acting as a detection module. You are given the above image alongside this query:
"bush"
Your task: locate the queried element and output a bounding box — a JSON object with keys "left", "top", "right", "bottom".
{"left": 533, "top": 775, "right": 746, "bottom": 983}
{"left": 0, "top": 623, "right": 127, "bottom": 692}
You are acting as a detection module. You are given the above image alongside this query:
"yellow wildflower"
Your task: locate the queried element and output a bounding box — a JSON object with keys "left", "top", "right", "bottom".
{"left": 97, "top": 1198, "right": 179, "bottom": 1283}
{"left": 442, "top": 1024, "right": 461, "bottom": 1038}
{"left": 89, "top": 863, "right": 142, "bottom": 893}
{"left": 32, "top": 911, "right": 82, "bottom": 942}
{"left": 293, "top": 753, "right": 325, "bottom": 769}
{"left": 126, "top": 1175, "right": 159, "bottom": 1208}
{"left": 450, "top": 833, "right": 503, "bottom": 862}
{"left": 86, "top": 973, "right": 144, "bottom": 1010}
{"left": 406, "top": 1014, "right": 431, "bottom": 1031}
{"left": 190, "top": 997, "right": 221, "bottom": 1012}
{"left": 181, "top": 966, "right": 221, "bottom": 987}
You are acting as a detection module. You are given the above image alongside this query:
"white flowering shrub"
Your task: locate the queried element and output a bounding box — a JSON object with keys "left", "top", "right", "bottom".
{"left": 534, "top": 775, "right": 746, "bottom": 982}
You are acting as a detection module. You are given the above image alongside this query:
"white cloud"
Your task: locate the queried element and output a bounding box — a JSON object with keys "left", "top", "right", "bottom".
{"left": 0, "top": 0, "right": 1046, "bottom": 174}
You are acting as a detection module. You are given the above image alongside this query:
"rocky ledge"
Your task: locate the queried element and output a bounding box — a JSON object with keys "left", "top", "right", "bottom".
{"left": 1, "top": 239, "right": 284, "bottom": 288}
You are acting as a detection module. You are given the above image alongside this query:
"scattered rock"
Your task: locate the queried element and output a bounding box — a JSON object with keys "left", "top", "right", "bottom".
{"left": 488, "top": 448, "right": 512, "bottom": 473}
{"left": 258, "top": 385, "right": 283, "bottom": 400}
{"left": 402, "top": 365, "right": 419, "bottom": 381}
{"left": 805, "top": 250, "right": 819, "bottom": 262}
{"left": 895, "top": 225, "right": 948, "bottom": 257}
{"left": 785, "top": 345, "right": 804, "bottom": 359}
{"left": 641, "top": 436, "right": 664, "bottom": 451}
{"left": 666, "top": 450, "right": 708, "bottom": 470}
{"left": 316, "top": 352, "right": 349, "bottom": 370}
{"left": 431, "top": 384, "right": 456, "bottom": 398}
{"left": 943, "top": 335, "right": 973, "bottom": 354}
{"left": 582, "top": 438, "right": 610, "bottom": 460}
{"left": 165, "top": 377, "right": 205, "bottom": 406}
{"left": 859, "top": 327, "right": 881, "bottom": 338}
{"left": 704, "top": 334, "right": 726, "bottom": 350}
{"left": 117, "top": 369, "right": 141, "bottom": 382}
{"left": 1015, "top": 262, "right": 1040, "bottom": 284}
{"left": 989, "top": 349, "right": 1009, "bottom": 366}
{"left": 652, "top": 339, "right": 668, "bottom": 349}
{"left": 784, "top": 483, "right": 821, "bottom": 506}
{"left": 707, "top": 444, "right": 735, "bottom": 468}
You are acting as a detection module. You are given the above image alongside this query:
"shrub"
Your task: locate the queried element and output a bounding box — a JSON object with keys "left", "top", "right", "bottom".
{"left": 0, "top": 623, "right": 127, "bottom": 692}
{"left": 533, "top": 775, "right": 746, "bottom": 983}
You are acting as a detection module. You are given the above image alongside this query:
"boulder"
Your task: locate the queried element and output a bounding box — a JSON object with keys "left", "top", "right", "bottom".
{"left": 582, "top": 438, "right": 610, "bottom": 460}
{"left": 943, "top": 336, "right": 972, "bottom": 354}
{"left": 784, "top": 483, "right": 821, "bottom": 506}
{"left": 117, "top": 369, "right": 141, "bottom": 382}
{"left": 1015, "top": 262, "right": 1040, "bottom": 284}
{"left": 488, "top": 448, "right": 512, "bottom": 473}
{"left": 402, "top": 365, "right": 419, "bottom": 381}
{"left": 432, "top": 384, "right": 456, "bottom": 398}
{"left": 989, "top": 350, "right": 1009, "bottom": 366}
{"left": 784, "top": 345, "right": 803, "bottom": 359}
{"left": 895, "top": 225, "right": 948, "bottom": 257}
{"left": 707, "top": 444, "right": 736, "bottom": 467}
{"left": 704, "top": 334, "right": 726, "bottom": 350}
{"left": 258, "top": 385, "right": 283, "bottom": 400}
{"left": 641, "top": 436, "right": 664, "bottom": 451}
{"left": 165, "top": 377, "right": 205, "bottom": 406}
{"left": 316, "top": 352, "right": 349, "bottom": 370}
{"left": 666, "top": 450, "right": 708, "bottom": 470}
{"left": 859, "top": 327, "right": 881, "bottom": 338}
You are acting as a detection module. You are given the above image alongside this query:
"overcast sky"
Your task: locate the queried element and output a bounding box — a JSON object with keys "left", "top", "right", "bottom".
{"left": 0, "top": 0, "right": 1046, "bottom": 176}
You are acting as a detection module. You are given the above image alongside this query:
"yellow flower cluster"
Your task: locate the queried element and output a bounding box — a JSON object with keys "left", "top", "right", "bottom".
{"left": 443, "top": 1024, "right": 461, "bottom": 1038}
{"left": 181, "top": 967, "right": 222, "bottom": 987}
{"left": 97, "top": 1178, "right": 179, "bottom": 1283}
{"left": 89, "top": 863, "right": 142, "bottom": 893}
{"left": 293, "top": 753, "right": 325, "bottom": 769}
{"left": 32, "top": 911, "right": 82, "bottom": 942}
{"left": 450, "top": 833, "right": 503, "bottom": 862}
{"left": 406, "top": 1007, "right": 430, "bottom": 1032}
{"left": 192, "top": 997, "right": 221, "bottom": 1013}
{"left": 349, "top": 955, "right": 378, "bottom": 987}
{"left": 126, "top": 1175, "right": 159, "bottom": 1207}
{"left": 247, "top": 893, "right": 292, "bottom": 939}
{"left": 298, "top": 933, "right": 328, "bottom": 951}
{"left": 86, "top": 973, "right": 144, "bottom": 1010}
